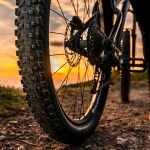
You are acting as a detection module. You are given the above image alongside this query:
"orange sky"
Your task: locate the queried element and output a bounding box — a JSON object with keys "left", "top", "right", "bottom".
{"left": 0, "top": 0, "right": 22, "bottom": 87}
{"left": 0, "top": 0, "right": 143, "bottom": 88}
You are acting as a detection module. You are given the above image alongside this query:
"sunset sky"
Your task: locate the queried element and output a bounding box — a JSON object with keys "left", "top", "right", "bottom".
{"left": 0, "top": 0, "right": 21, "bottom": 87}
{"left": 0, "top": 0, "right": 143, "bottom": 88}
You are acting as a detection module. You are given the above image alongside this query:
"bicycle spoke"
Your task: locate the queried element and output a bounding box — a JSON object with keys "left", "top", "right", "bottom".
{"left": 50, "top": 54, "right": 65, "bottom": 56}
{"left": 83, "top": 59, "right": 92, "bottom": 89}
{"left": 50, "top": 8, "right": 70, "bottom": 22}
{"left": 82, "top": 57, "right": 93, "bottom": 78}
{"left": 83, "top": 0, "right": 92, "bottom": 22}
{"left": 61, "top": 70, "right": 70, "bottom": 104}
{"left": 52, "top": 62, "right": 68, "bottom": 75}
{"left": 48, "top": 0, "right": 104, "bottom": 120}
{"left": 68, "top": 59, "right": 89, "bottom": 119}
{"left": 49, "top": 31, "right": 66, "bottom": 35}
{"left": 73, "top": 61, "right": 81, "bottom": 117}
{"left": 79, "top": 62, "right": 89, "bottom": 119}
{"left": 68, "top": 62, "right": 81, "bottom": 117}
{"left": 56, "top": 66, "right": 74, "bottom": 94}
{"left": 56, "top": 0, "right": 69, "bottom": 26}
{"left": 72, "top": 61, "right": 81, "bottom": 118}
{"left": 70, "top": 0, "right": 78, "bottom": 16}
{"left": 77, "top": 0, "right": 79, "bottom": 16}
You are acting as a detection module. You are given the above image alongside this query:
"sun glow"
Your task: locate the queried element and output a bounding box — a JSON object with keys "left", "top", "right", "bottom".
{"left": 0, "top": 0, "right": 144, "bottom": 88}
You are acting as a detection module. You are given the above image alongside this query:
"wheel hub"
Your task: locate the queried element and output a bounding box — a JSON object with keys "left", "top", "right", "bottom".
{"left": 87, "top": 21, "right": 107, "bottom": 65}
{"left": 64, "top": 16, "right": 107, "bottom": 66}
{"left": 64, "top": 16, "right": 87, "bottom": 67}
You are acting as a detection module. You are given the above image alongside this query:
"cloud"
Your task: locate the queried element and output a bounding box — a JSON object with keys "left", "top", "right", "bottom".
{"left": 0, "top": 0, "right": 15, "bottom": 10}
{"left": 0, "top": 0, "right": 144, "bottom": 88}
{"left": 0, "top": 1, "right": 16, "bottom": 36}
{"left": 50, "top": 41, "right": 64, "bottom": 47}
{"left": 0, "top": 77, "right": 21, "bottom": 88}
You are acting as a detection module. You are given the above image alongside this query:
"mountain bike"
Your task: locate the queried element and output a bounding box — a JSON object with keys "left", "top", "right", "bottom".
{"left": 15, "top": 0, "right": 147, "bottom": 143}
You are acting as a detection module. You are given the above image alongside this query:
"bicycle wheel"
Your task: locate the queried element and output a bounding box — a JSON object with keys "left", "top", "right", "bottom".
{"left": 121, "top": 30, "right": 131, "bottom": 103}
{"left": 15, "top": 0, "right": 112, "bottom": 143}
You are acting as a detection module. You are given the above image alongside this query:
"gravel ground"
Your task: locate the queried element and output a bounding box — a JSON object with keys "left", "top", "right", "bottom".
{"left": 0, "top": 86, "right": 150, "bottom": 150}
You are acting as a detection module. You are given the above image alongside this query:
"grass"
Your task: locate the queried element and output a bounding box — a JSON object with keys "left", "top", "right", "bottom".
{"left": 0, "top": 72, "right": 148, "bottom": 117}
{"left": 109, "top": 71, "right": 149, "bottom": 90}
{"left": 62, "top": 80, "right": 93, "bottom": 88}
{"left": 130, "top": 71, "right": 148, "bottom": 87}
{"left": 0, "top": 85, "right": 30, "bottom": 118}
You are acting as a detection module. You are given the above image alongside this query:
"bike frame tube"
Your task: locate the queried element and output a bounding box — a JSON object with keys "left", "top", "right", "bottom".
{"left": 50, "top": 0, "right": 130, "bottom": 62}
{"left": 109, "top": 0, "right": 130, "bottom": 48}
{"left": 116, "top": 0, "right": 130, "bottom": 48}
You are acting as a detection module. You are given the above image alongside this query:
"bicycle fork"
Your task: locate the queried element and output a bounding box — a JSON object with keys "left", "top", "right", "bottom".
{"left": 101, "top": 0, "right": 147, "bottom": 73}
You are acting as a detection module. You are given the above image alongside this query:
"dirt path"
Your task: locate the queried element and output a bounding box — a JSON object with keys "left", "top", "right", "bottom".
{"left": 0, "top": 87, "right": 150, "bottom": 150}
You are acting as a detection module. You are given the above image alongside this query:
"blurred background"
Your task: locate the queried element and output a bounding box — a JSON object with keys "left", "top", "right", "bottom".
{"left": 0, "top": 0, "right": 143, "bottom": 88}
{"left": 0, "top": 0, "right": 21, "bottom": 87}
{"left": 0, "top": 1, "right": 149, "bottom": 149}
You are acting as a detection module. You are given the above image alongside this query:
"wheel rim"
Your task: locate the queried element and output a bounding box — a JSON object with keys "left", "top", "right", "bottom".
{"left": 49, "top": 0, "right": 105, "bottom": 121}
